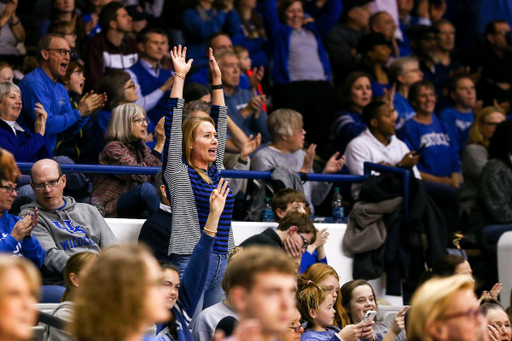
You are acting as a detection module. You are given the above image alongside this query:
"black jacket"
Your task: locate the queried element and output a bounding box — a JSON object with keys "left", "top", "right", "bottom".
{"left": 354, "top": 172, "right": 448, "bottom": 301}
{"left": 240, "top": 228, "right": 284, "bottom": 249}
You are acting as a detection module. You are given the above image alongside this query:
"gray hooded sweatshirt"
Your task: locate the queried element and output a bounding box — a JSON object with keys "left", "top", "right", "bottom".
{"left": 20, "top": 196, "right": 117, "bottom": 285}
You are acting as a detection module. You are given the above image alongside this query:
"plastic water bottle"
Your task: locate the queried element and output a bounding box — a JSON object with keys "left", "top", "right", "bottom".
{"left": 262, "top": 198, "right": 274, "bottom": 222}
{"left": 332, "top": 187, "right": 344, "bottom": 223}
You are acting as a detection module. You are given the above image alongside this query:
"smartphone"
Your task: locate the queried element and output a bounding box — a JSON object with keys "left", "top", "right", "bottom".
{"left": 413, "top": 144, "right": 426, "bottom": 155}
{"left": 362, "top": 310, "right": 377, "bottom": 323}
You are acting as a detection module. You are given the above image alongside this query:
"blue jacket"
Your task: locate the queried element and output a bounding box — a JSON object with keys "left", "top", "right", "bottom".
{"left": 260, "top": 0, "right": 341, "bottom": 85}
{"left": 330, "top": 110, "right": 366, "bottom": 155}
{"left": 156, "top": 232, "right": 215, "bottom": 341}
{"left": 182, "top": 8, "right": 242, "bottom": 67}
{"left": 0, "top": 119, "right": 47, "bottom": 162}
{"left": 299, "top": 250, "right": 327, "bottom": 273}
{"left": 231, "top": 31, "right": 270, "bottom": 68}
{"left": 18, "top": 67, "right": 89, "bottom": 158}
{"left": 0, "top": 212, "right": 46, "bottom": 268}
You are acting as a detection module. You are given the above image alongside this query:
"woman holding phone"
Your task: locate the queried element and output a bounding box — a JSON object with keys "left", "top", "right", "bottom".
{"left": 340, "top": 280, "right": 407, "bottom": 341}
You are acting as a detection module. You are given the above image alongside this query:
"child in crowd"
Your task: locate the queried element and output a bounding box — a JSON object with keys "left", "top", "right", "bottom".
{"left": 271, "top": 188, "right": 329, "bottom": 273}
{"left": 47, "top": 21, "right": 82, "bottom": 63}
{"left": 233, "top": 45, "right": 267, "bottom": 113}
{"left": 54, "top": 61, "right": 90, "bottom": 164}
{"left": 297, "top": 276, "right": 340, "bottom": 341}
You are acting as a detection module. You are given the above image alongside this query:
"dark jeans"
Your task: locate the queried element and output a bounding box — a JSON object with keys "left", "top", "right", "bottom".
{"left": 483, "top": 224, "right": 512, "bottom": 242}
{"left": 273, "top": 81, "right": 333, "bottom": 159}
{"left": 117, "top": 183, "right": 160, "bottom": 218}
{"left": 423, "top": 180, "right": 461, "bottom": 233}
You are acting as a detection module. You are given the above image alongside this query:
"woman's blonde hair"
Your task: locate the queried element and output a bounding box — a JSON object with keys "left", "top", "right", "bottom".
{"left": 70, "top": 245, "right": 155, "bottom": 341}
{"left": 407, "top": 275, "right": 475, "bottom": 341}
{"left": 296, "top": 275, "right": 330, "bottom": 329}
{"left": 467, "top": 106, "right": 505, "bottom": 148}
{"left": 267, "top": 109, "right": 303, "bottom": 142}
{"left": 182, "top": 116, "right": 216, "bottom": 184}
{"left": 62, "top": 252, "right": 99, "bottom": 302}
{"left": 0, "top": 255, "right": 40, "bottom": 300}
{"left": 303, "top": 263, "right": 351, "bottom": 328}
{"left": 105, "top": 103, "right": 147, "bottom": 144}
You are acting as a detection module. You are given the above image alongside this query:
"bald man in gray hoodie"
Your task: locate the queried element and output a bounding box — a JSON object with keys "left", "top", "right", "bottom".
{"left": 20, "top": 159, "right": 117, "bottom": 285}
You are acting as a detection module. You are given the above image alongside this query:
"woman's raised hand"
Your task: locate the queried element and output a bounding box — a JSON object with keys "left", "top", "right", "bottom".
{"left": 209, "top": 47, "right": 222, "bottom": 84}
{"left": 170, "top": 45, "right": 193, "bottom": 76}
{"left": 209, "top": 178, "right": 230, "bottom": 217}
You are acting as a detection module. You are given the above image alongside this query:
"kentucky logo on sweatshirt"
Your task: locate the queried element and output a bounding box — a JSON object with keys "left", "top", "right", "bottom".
{"left": 52, "top": 220, "right": 97, "bottom": 251}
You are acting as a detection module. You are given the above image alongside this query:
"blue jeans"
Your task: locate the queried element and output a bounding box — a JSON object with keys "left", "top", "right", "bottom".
{"left": 483, "top": 224, "right": 512, "bottom": 242}
{"left": 170, "top": 252, "right": 227, "bottom": 313}
{"left": 117, "top": 183, "right": 160, "bottom": 218}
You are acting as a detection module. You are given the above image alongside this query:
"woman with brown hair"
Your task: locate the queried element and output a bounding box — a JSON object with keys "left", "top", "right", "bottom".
{"left": 88, "top": 70, "right": 142, "bottom": 163}
{"left": 0, "top": 255, "right": 40, "bottom": 341}
{"left": 340, "top": 280, "right": 407, "bottom": 341}
{"left": 46, "top": 252, "right": 99, "bottom": 341}
{"left": 330, "top": 71, "right": 373, "bottom": 155}
{"left": 460, "top": 107, "right": 506, "bottom": 216}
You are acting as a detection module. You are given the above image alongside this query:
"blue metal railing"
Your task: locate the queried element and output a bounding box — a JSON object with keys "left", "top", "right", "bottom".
{"left": 17, "top": 162, "right": 410, "bottom": 218}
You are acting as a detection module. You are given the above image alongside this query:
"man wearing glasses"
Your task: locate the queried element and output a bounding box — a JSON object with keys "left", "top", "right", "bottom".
{"left": 18, "top": 33, "right": 106, "bottom": 159}
{"left": 0, "top": 168, "right": 46, "bottom": 268}
{"left": 239, "top": 211, "right": 316, "bottom": 267}
{"left": 20, "top": 159, "right": 117, "bottom": 285}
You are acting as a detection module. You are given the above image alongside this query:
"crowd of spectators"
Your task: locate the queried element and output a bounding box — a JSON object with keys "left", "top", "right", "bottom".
{"left": 2, "top": 2, "right": 512, "bottom": 341}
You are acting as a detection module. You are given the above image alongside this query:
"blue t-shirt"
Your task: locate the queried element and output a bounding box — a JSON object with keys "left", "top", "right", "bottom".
{"left": 439, "top": 108, "right": 473, "bottom": 151}
{"left": 301, "top": 327, "right": 340, "bottom": 341}
{"left": 396, "top": 115, "right": 461, "bottom": 178}
{"left": 393, "top": 92, "right": 416, "bottom": 129}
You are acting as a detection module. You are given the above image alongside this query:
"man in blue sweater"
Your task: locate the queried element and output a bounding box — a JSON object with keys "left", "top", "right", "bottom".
{"left": 127, "top": 28, "right": 175, "bottom": 126}
{"left": 0, "top": 168, "right": 45, "bottom": 268}
{"left": 218, "top": 50, "right": 271, "bottom": 143}
{"left": 439, "top": 74, "right": 476, "bottom": 152}
{"left": 18, "top": 34, "right": 106, "bottom": 158}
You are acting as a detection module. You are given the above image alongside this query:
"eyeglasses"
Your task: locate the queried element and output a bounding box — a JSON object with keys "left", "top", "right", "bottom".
{"left": 289, "top": 322, "right": 307, "bottom": 333}
{"left": 483, "top": 122, "right": 501, "bottom": 127}
{"left": 45, "top": 49, "right": 74, "bottom": 57}
{"left": 0, "top": 185, "right": 18, "bottom": 194}
{"left": 133, "top": 117, "right": 150, "bottom": 125}
{"left": 495, "top": 29, "right": 510, "bottom": 35}
{"left": 32, "top": 175, "right": 62, "bottom": 191}
{"left": 125, "top": 82, "right": 136, "bottom": 90}
{"left": 443, "top": 307, "right": 484, "bottom": 321}
{"left": 298, "top": 232, "right": 309, "bottom": 250}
